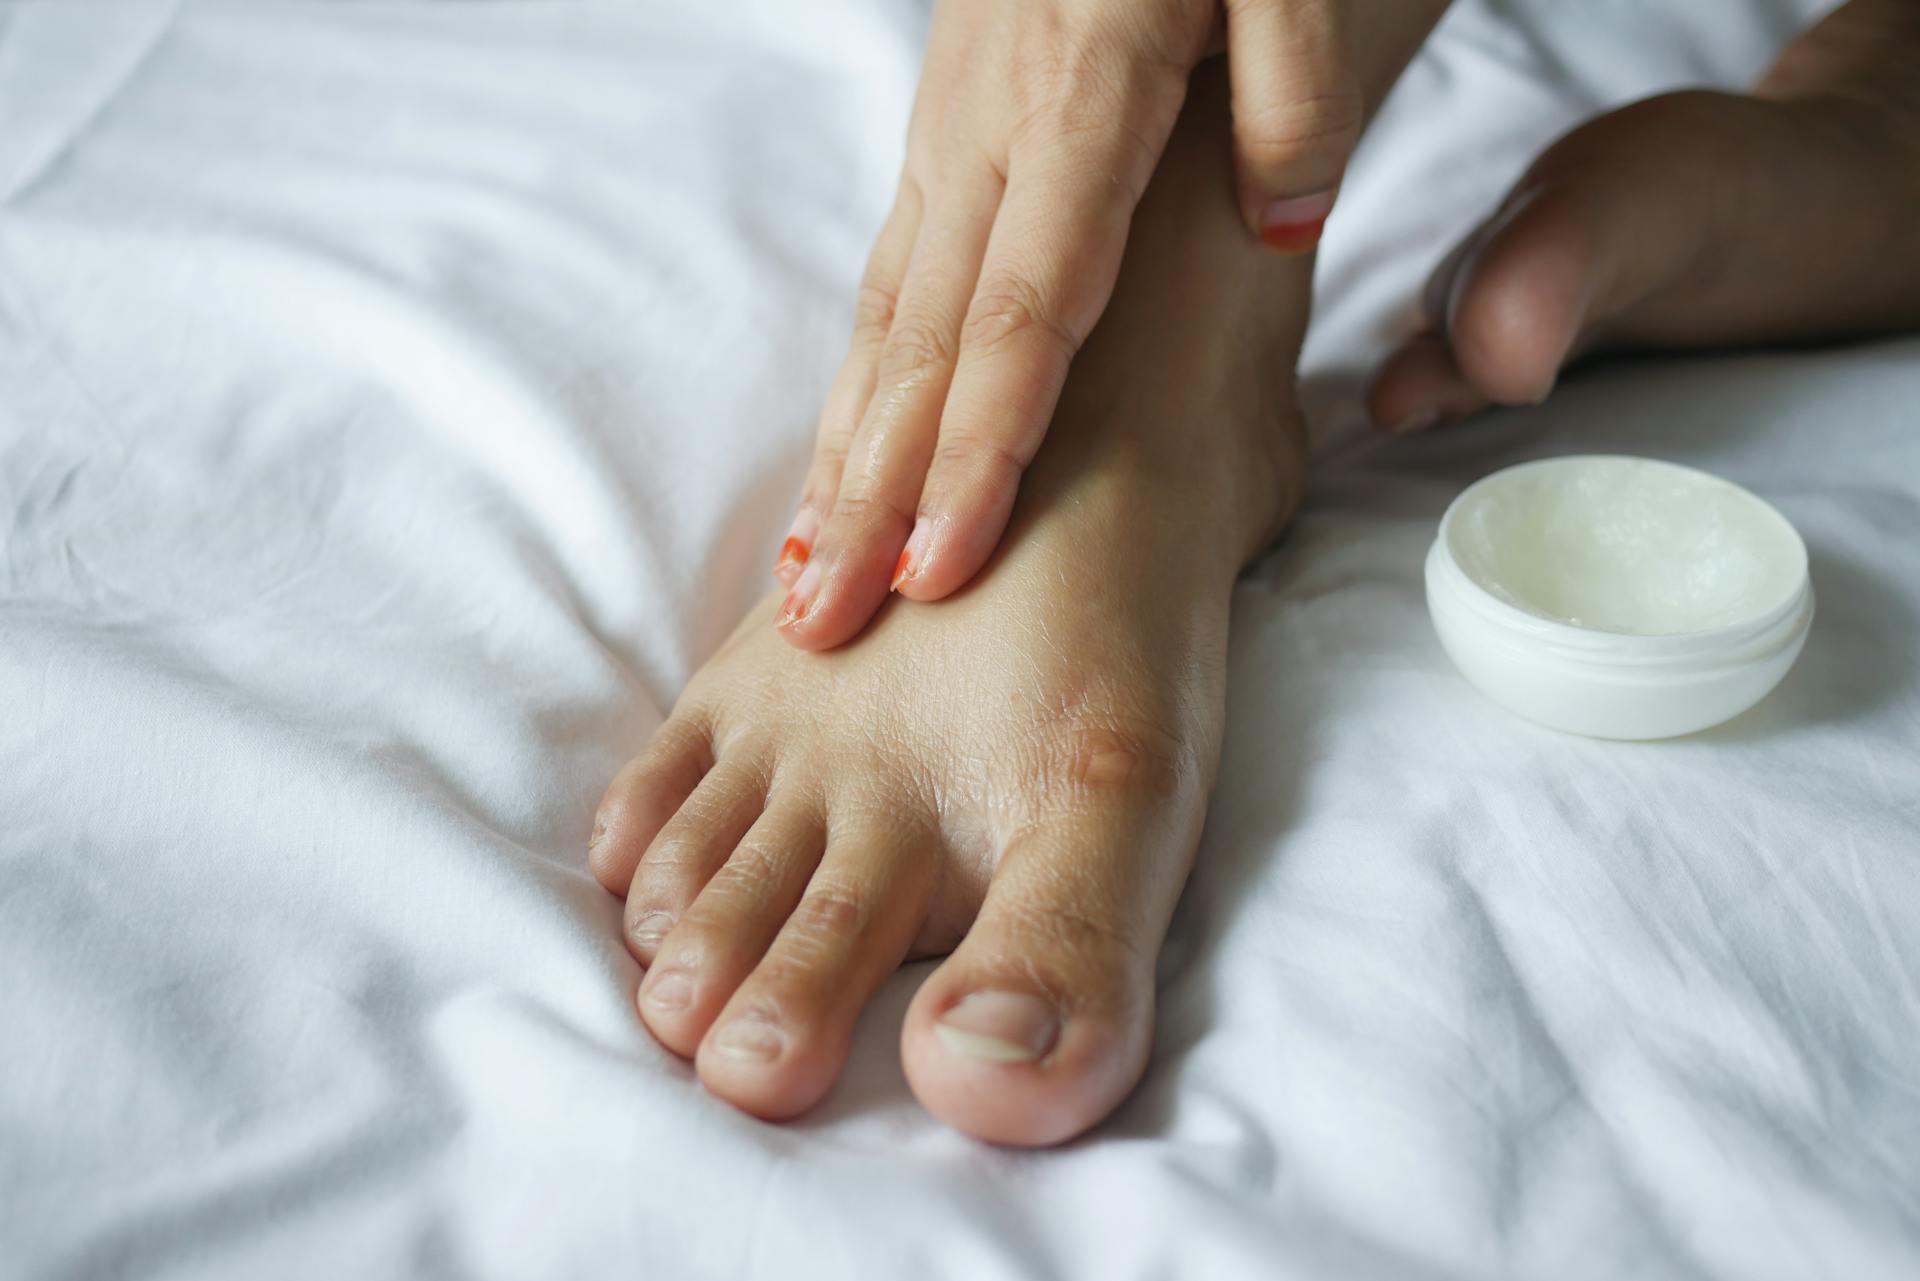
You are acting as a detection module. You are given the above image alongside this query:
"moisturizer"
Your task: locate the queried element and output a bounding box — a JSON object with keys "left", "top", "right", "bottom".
{"left": 1426, "top": 455, "right": 1813, "bottom": 739}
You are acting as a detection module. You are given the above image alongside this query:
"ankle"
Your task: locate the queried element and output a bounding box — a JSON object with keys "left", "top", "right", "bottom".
{"left": 1029, "top": 363, "right": 1308, "bottom": 584}
{"left": 1109, "top": 298, "right": 1313, "bottom": 569}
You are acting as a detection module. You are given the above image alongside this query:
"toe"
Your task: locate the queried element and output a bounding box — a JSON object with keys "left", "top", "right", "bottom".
{"left": 695, "top": 815, "right": 938, "bottom": 1119}
{"left": 589, "top": 715, "right": 713, "bottom": 895}
{"left": 1365, "top": 332, "right": 1488, "bottom": 434}
{"left": 621, "top": 757, "right": 766, "bottom": 965}
{"left": 902, "top": 739, "right": 1201, "bottom": 1147}
{"left": 637, "top": 801, "right": 824, "bottom": 1058}
{"left": 1442, "top": 183, "right": 1599, "bottom": 407}
{"left": 1368, "top": 186, "right": 1588, "bottom": 431}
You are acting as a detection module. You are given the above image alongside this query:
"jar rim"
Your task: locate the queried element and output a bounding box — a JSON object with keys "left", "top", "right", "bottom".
{"left": 1430, "top": 456, "right": 1814, "bottom": 670}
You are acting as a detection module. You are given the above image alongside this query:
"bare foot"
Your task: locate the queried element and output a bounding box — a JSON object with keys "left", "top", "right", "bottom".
{"left": 589, "top": 67, "right": 1308, "bottom": 1145}
{"left": 1367, "top": 0, "right": 1920, "bottom": 432}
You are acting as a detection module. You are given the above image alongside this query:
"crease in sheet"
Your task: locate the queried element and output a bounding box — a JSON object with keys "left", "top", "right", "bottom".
{"left": 0, "top": 1, "right": 179, "bottom": 208}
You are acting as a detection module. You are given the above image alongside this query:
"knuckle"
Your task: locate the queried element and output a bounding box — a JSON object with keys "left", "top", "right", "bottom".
{"left": 676, "top": 783, "right": 744, "bottom": 830}
{"left": 928, "top": 429, "right": 1026, "bottom": 489}
{"left": 1007, "top": 29, "right": 1179, "bottom": 194}
{"left": 636, "top": 837, "right": 699, "bottom": 882}
{"left": 812, "top": 433, "right": 851, "bottom": 471}
{"left": 876, "top": 313, "right": 957, "bottom": 385}
{"left": 803, "top": 446, "right": 848, "bottom": 506}
{"left": 697, "top": 849, "right": 781, "bottom": 909}
{"left": 1240, "top": 90, "right": 1366, "bottom": 168}
{"left": 824, "top": 489, "right": 916, "bottom": 536}
{"left": 851, "top": 279, "right": 898, "bottom": 345}
{"left": 617, "top": 722, "right": 710, "bottom": 799}
{"left": 1026, "top": 25, "right": 1131, "bottom": 119}
{"left": 787, "top": 886, "right": 867, "bottom": 941}
{"left": 961, "top": 279, "right": 1080, "bottom": 362}
{"left": 1013, "top": 897, "right": 1146, "bottom": 970}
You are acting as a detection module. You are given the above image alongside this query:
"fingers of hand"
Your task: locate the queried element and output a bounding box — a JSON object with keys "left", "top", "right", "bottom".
{"left": 781, "top": 183, "right": 923, "bottom": 585}
{"left": 899, "top": 65, "right": 1187, "bottom": 601}
{"left": 1224, "top": 0, "right": 1364, "bottom": 250}
{"left": 777, "top": 160, "right": 1005, "bottom": 648}
{"left": 785, "top": 11, "right": 1196, "bottom": 635}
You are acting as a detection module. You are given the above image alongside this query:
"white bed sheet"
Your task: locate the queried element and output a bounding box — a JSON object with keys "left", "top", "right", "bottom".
{"left": 3, "top": 1, "right": 1916, "bottom": 1278}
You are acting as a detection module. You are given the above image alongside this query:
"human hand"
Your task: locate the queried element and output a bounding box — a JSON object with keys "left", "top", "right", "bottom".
{"left": 774, "top": 0, "right": 1380, "bottom": 649}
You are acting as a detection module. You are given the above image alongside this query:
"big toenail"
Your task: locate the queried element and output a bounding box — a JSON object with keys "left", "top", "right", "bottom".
{"left": 710, "top": 1017, "right": 785, "bottom": 1063}
{"left": 628, "top": 911, "right": 674, "bottom": 949}
{"left": 934, "top": 991, "right": 1058, "bottom": 1064}
{"left": 644, "top": 971, "right": 693, "bottom": 1012}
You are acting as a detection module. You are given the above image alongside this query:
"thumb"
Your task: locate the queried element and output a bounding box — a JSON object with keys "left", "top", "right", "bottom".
{"left": 1224, "top": 0, "right": 1364, "bottom": 253}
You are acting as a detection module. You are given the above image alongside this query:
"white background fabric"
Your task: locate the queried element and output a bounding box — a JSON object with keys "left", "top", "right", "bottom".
{"left": 3, "top": 1, "right": 1915, "bottom": 1278}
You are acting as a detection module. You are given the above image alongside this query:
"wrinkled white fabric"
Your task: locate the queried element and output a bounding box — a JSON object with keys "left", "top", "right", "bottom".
{"left": 3, "top": 1, "right": 1915, "bottom": 1278}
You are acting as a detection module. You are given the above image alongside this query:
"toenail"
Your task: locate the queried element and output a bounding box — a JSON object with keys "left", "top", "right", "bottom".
{"left": 643, "top": 970, "right": 694, "bottom": 1012}
{"left": 1388, "top": 409, "right": 1441, "bottom": 435}
{"left": 934, "top": 991, "right": 1058, "bottom": 1064}
{"left": 628, "top": 910, "right": 674, "bottom": 949}
{"left": 710, "top": 1016, "right": 786, "bottom": 1063}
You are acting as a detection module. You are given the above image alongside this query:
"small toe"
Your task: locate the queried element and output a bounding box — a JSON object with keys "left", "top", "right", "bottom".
{"left": 637, "top": 800, "right": 825, "bottom": 1058}
{"left": 695, "top": 816, "right": 938, "bottom": 1119}
{"left": 1368, "top": 184, "right": 1593, "bottom": 431}
{"left": 590, "top": 716, "right": 713, "bottom": 895}
{"left": 621, "top": 757, "right": 766, "bottom": 965}
{"left": 1365, "top": 332, "right": 1488, "bottom": 433}
{"left": 1443, "top": 183, "right": 1599, "bottom": 406}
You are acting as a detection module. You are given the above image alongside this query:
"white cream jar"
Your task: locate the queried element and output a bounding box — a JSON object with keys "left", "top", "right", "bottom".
{"left": 1425, "top": 455, "right": 1813, "bottom": 739}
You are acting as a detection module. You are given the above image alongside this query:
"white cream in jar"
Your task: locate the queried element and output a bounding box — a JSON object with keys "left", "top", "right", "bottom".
{"left": 1425, "top": 455, "right": 1813, "bottom": 739}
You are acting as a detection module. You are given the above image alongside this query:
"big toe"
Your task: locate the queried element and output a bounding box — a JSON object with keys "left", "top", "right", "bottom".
{"left": 902, "top": 756, "right": 1202, "bottom": 1146}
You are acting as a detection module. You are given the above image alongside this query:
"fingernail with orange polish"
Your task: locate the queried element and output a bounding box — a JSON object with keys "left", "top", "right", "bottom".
{"left": 777, "top": 562, "right": 821, "bottom": 628}
{"left": 891, "top": 521, "right": 930, "bottom": 592}
{"left": 773, "top": 507, "right": 819, "bottom": 582}
{"left": 1259, "top": 190, "right": 1336, "bottom": 254}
